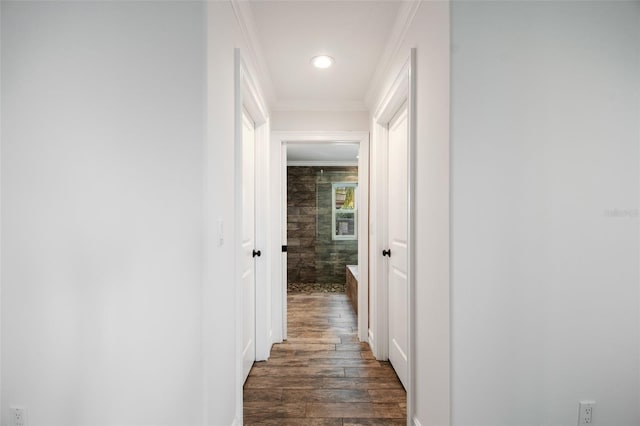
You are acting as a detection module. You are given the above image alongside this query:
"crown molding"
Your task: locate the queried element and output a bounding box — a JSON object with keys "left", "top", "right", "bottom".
{"left": 230, "top": 0, "right": 277, "bottom": 109}
{"left": 272, "top": 99, "right": 368, "bottom": 112}
{"left": 231, "top": 0, "right": 420, "bottom": 113}
{"left": 364, "top": 0, "right": 422, "bottom": 109}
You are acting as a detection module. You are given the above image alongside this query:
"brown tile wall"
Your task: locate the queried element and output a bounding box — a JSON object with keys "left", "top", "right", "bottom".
{"left": 287, "top": 166, "right": 358, "bottom": 284}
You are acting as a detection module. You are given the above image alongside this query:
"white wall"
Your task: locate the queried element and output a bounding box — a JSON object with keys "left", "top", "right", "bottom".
{"left": 271, "top": 110, "right": 369, "bottom": 131}
{"left": 1, "top": 2, "right": 205, "bottom": 425}
{"left": 371, "top": 2, "right": 451, "bottom": 425}
{"left": 203, "top": 3, "right": 236, "bottom": 423}
{"left": 204, "top": 2, "right": 270, "bottom": 424}
{"left": 451, "top": 2, "right": 640, "bottom": 425}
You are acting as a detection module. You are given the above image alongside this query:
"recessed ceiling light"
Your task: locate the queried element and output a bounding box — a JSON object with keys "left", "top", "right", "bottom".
{"left": 311, "top": 55, "right": 334, "bottom": 69}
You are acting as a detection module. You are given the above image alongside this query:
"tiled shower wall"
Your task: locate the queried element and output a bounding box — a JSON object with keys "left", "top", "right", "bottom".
{"left": 287, "top": 166, "right": 358, "bottom": 284}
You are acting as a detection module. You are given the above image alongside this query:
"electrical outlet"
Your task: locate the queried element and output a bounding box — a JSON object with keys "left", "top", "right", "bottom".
{"left": 578, "top": 401, "right": 595, "bottom": 425}
{"left": 11, "top": 406, "right": 27, "bottom": 426}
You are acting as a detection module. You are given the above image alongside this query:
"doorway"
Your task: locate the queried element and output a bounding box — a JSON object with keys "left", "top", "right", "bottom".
{"left": 269, "top": 132, "right": 370, "bottom": 344}
{"left": 234, "top": 48, "right": 271, "bottom": 421}
{"left": 369, "top": 50, "right": 416, "bottom": 422}
{"left": 285, "top": 145, "right": 359, "bottom": 297}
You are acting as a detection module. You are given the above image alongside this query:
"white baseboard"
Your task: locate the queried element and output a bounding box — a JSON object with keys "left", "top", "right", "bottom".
{"left": 413, "top": 416, "right": 422, "bottom": 426}
{"left": 231, "top": 417, "right": 239, "bottom": 426}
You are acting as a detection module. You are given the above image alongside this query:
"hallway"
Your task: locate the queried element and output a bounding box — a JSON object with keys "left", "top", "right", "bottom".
{"left": 243, "top": 292, "right": 406, "bottom": 424}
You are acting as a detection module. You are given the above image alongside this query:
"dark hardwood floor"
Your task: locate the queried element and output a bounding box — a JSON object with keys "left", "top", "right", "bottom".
{"left": 244, "top": 292, "right": 407, "bottom": 425}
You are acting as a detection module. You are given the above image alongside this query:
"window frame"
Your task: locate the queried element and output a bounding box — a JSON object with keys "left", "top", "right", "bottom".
{"left": 331, "top": 182, "right": 358, "bottom": 241}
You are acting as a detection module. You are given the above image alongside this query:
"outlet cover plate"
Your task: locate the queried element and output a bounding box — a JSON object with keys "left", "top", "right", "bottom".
{"left": 578, "top": 400, "right": 595, "bottom": 425}
{"left": 10, "top": 406, "right": 27, "bottom": 426}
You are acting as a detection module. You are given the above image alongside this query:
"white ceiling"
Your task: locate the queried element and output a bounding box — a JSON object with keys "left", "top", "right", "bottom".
{"left": 247, "top": 1, "right": 402, "bottom": 111}
{"left": 287, "top": 143, "right": 359, "bottom": 163}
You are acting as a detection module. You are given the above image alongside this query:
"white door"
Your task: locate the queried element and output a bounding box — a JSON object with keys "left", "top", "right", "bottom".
{"left": 387, "top": 104, "right": 409, "bottom": 389}
{"left": 242, "top": 110, "right": 257, "bottom": 383}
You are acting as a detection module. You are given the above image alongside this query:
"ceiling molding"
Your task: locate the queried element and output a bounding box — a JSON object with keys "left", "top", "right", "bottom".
{"left": 274, "top": 131, "right": 370, "bottom": 143}
{"left": 230, "top": 0, "right": 277, "bottom": 108}
{"left": 272, "top": 99, "right": 368, "bottom": 112}
{"left": 364, "top": 0, "right": 422, "bottom": 109}
{"left": 287, "top": 161, "right": 359, "bottom": 167}
{"left": 232, "top": 0, "right": 414, "bottom": 113}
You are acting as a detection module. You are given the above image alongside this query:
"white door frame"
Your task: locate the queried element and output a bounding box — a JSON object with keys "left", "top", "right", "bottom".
{"left": 234, "top": 48, "right": 270, "bottom": 423}
{"left": 270, "top": 131, "right": 370, "bottom": 343}
{"left": 370, "top": 49, "right": 416, "bottom": 424}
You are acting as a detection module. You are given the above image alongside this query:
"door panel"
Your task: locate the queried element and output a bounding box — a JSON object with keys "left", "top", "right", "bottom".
{"left": 388, "top": 105, "right": 408, "bottom": 389}
{"left": 242, "top": 110, "right": 256, "bottom": 383}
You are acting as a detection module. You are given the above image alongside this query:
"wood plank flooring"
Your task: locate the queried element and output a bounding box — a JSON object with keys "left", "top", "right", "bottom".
{"left": 244, "top": 292, "right": 406, "bottom": 425}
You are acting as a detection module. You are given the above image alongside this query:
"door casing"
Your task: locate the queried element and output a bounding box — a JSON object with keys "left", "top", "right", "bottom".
{"left": 270, "top": 131, "right": 370, "bottom": 343}
{"left": 234, "top": 48, "right": 270, "bottom": 424}
{"left": 370, "top": 49, "right": 416, "bottom": 424}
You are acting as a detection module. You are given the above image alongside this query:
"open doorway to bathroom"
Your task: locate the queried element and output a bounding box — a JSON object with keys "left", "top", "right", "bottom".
{"left": 286, "top": 149, "right": 359, "bottom": 305}
{"left": 269, "top": 132, "right": 370, "bottom": 344}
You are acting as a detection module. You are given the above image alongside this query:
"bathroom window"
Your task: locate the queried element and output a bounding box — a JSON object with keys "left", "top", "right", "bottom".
{"left": 332, "top": 183, "right": 357, "bottom": 240}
